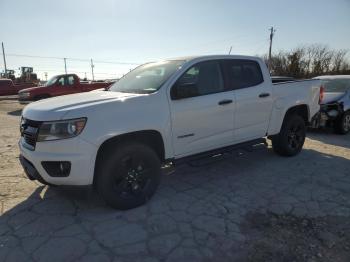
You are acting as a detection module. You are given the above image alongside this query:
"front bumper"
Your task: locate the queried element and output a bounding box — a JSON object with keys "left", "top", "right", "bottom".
{"left": 19, "top": 136, "right": 98, "bottom": 186}
{"left": 19, "top": 155, "right": 51, "bottom": 185}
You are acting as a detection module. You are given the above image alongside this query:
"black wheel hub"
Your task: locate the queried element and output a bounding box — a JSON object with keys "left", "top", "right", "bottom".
{"left": 343, "top": 114, "right": 350, "bottom": 132}
{"left": 287, "top": 124, "right": 304, "bottom": 149}
{"left": 114, "top": 156, "right": 150, "bottom": 197}
{"left": 125, "top": 166, "right": 145, "bottom": 193}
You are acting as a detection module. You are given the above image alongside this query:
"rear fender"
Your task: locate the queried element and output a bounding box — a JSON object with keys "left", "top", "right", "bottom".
{"left": 267, "top": 100, "right": 309, "bottom": 135}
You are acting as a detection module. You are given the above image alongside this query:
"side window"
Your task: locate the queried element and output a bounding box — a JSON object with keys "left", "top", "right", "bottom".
{"left": 171, "top": 61, "right": 224, "bottom": 99}
{"left": 67, "top": 76, "right": 75, "bottom": 85}
{"left": 57, "top": 77, "right": 65, "bottom": 86}
{"left": 225, "top": 60, "right": 263, "bottom": 90}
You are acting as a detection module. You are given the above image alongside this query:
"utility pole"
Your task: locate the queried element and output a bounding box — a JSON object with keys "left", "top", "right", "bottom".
{"left": 64, "top": 58, "right": 67, "bottom": 74}
{"left": 228, "top": 46, "right": 232, "bottom": 55}
{"left": 2, "top": 42, "right": 8, "bottom": 78}
{"left": 268, "top": 26, "right": 276, "bottom": 71}
{"left": 90, "top": 59, "right": 95, "bottom": 81}
{"left": 44, "top": 72, "right": 48, "bottom": 81}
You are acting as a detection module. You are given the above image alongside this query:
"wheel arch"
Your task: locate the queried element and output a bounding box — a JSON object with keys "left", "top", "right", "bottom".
{"left": 268, "top": 104, "right": 310, "bottom": 136}
{"left": 93, "top": 130, "right": 165, "bottom": 184}
{"left": 284, "top": 104, "right": 309, "bottom": 124}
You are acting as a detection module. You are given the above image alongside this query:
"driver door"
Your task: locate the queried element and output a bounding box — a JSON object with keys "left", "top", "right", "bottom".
{"left": 169, "top": 60, "right": 235, "bottom": 157}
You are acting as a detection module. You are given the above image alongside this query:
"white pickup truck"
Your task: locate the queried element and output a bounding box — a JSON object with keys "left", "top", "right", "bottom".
{"left": 19, "top": 55, "right": 321, "bottom": 209}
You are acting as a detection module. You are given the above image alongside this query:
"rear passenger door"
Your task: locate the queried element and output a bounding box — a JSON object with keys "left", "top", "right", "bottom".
{"left": 169, "top": 60, "right": 235, "bottom": 157}
{"left": 224, "top": 59, "right": 273, "bottom": 142}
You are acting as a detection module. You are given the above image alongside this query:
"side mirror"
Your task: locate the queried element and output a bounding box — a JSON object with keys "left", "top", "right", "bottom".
{"left": 171, "top": 82, "right": 198, "bottom": 100}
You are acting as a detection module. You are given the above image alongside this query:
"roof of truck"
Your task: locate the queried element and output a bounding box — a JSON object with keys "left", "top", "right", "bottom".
{"left": 168, "top": 54, "right": 260, "bottom": 61}
{"left": 313, "top": 75, "right": 350, "bottom": 80}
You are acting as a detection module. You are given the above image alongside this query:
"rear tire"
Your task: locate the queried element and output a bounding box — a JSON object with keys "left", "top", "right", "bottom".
{"left": 96, "top": 142, "right": 161, "bottom": 210}
{"left": 334, "top": 111, "right": 350, "bottom": 135}
{"left": 272, "top": 114, "right": 306, "bottom": 157}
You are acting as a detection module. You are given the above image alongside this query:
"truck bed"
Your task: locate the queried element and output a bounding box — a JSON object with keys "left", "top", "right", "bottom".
{"left": 273, "top": 79, "right": 321, "bottom": 119}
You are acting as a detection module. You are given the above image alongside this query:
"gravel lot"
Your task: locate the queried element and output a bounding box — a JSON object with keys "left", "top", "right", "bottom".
{"left": 0, "top": 96, "right": 349, "bottom": 262}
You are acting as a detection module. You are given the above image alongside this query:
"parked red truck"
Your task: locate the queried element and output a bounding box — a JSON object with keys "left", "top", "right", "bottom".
{"left": 0, "top": 79, "right": 37, "bottom": 96}
{"left": 18, "top": 74, "right": 113, "bottom": 103}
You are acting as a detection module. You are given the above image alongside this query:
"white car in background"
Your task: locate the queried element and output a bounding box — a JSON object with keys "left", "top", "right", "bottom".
{"left": 314, "top": 75, "right": 350, "bottom": 134}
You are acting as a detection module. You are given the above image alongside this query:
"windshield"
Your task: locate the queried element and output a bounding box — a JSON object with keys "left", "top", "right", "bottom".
{"left": 323, "top": 79, "right": 350, "bottom": 93}
{"left": 45, "top": 76, "right": 58, "bottom": 87}
{"left": 109, "top": 60, "right": 185, "bottom": 94}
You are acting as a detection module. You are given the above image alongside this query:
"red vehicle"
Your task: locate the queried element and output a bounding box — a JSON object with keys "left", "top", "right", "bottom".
{"left": 0, "top": 79, "right": 37, "bottom": 96}
{"left": 18, "top": 74, "right": 113, "bottom": 103}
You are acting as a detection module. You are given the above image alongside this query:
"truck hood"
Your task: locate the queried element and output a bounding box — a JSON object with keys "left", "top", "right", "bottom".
{"left": 22, "top": 91, "right": 142, "bottom": 121}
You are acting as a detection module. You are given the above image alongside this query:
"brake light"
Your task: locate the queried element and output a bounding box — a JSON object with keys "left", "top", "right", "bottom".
{"left": 319, "top": 86, "right": 324, "bottom": 104}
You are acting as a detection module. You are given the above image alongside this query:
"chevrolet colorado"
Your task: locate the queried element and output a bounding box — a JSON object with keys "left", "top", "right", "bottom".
{"left": 19, "top": 55, "right": 321, "bottom": 209}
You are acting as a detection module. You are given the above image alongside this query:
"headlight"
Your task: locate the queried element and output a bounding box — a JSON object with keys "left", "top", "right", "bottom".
{"left": 19, "top": 92, "right": 30, "bottom": 98}
{"left": 37, "top": 118, "right": 87, "bottom": 141}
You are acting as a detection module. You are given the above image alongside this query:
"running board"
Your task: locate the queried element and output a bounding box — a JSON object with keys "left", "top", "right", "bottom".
{"left": 171, "top": 138, "right": 267, "bottom": 166}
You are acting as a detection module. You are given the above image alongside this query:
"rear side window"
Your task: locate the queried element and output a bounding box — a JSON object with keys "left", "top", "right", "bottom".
{"left": 67, "top": 76, "right": 75, "bottom": 85}
{"left": 225, "top": 60, "right": 263, "bottom": 90}
{"left": 323, "top": 79, "right": 350, "bottom": 93}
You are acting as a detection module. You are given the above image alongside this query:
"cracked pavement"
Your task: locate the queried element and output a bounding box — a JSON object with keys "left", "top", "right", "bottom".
{"left": 0, "top": 97, "right": 350, "bottom": 261}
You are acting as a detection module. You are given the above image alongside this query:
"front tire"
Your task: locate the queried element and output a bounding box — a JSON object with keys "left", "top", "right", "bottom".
{"left": 272, "top": 114, "right": 306, "bottom": 157}
{"left": 335, "top": 111, "right": 350, "bottom": 135}
{"left": 96, "top": 142, "right": 161, "bottom": 210}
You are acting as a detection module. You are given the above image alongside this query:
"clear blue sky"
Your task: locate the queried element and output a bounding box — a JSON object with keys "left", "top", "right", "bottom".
{"left": 1, "top": 0, "right": 349, "bottom": 80}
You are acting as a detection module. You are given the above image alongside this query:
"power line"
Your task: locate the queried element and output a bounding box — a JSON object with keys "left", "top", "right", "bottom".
{"left": 0, "top": 53, "right": 141, "bottom": 65}
{"left": 33, "top": 68, "right": 120, "bottom": 76}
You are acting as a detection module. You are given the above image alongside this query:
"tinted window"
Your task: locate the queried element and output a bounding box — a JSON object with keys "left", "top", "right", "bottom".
{"left": 225, "top": 60, "right": 263, "bottom": 89}
{"left": 323, "top": 79, "right": 350, "bottom": 93}
{"left": 172, "top": 61, "right": 224, "bottom": 99}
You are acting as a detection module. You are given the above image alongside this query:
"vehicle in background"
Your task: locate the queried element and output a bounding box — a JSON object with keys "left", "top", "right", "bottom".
{"left": 271, "top": 76, "right": 295, "bottom": 83}
{"left": 0, "top": 69, "right": 16, "bottom": 81}
{"left": 18, "top": 74, "right": 113, "bottom": 103}
{"left": 1, "top": 67, "right": 40, "bottom": 85}
{"left": 312, "top": 75, "right": 350, "bottom": 134}
{"left": 0, "top": 79, "right": 37, "bottom": 96}
{"left": 16, "top": 67, "right": 40, "bottom": 85}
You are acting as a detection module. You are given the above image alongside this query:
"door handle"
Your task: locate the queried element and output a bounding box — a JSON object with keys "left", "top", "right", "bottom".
{"left": 218, "top": 99, "right": 233, "bottom": 105}
{"left": 259, "top": 93, "right": 270, "bottom": 98}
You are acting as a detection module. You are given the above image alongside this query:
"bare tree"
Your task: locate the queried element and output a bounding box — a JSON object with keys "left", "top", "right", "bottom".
{"left": 332, "top": 49, "right": 347, "bottom": 72}
{"left": 265, "top": 44, "right": 350, "bottom": 78}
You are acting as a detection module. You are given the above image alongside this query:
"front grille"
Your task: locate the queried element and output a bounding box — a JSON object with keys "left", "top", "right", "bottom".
{"left": 21, "top": 118, "right": 41, "bottom": 150}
